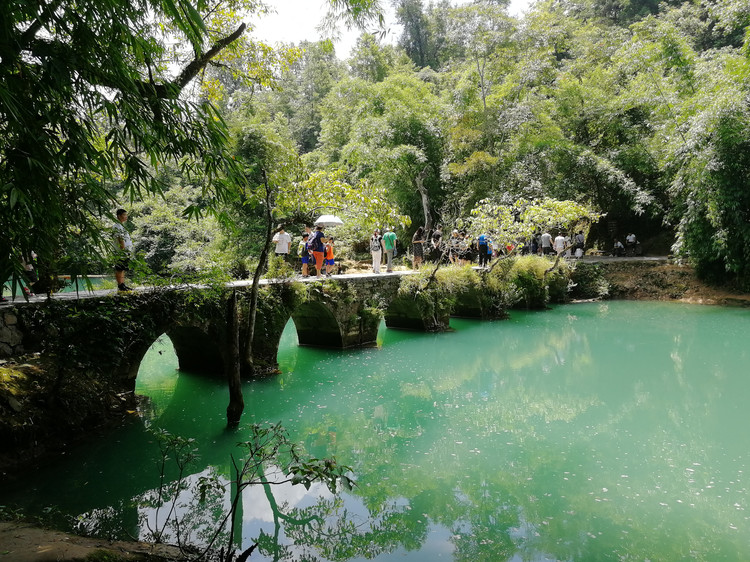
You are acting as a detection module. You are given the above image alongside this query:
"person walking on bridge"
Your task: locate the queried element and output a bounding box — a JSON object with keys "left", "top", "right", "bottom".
{"left": 298, "top": 233, "right": 310, "bottom": 277}
{"left": 411, "top": 226, "right": 426, "bottom": 269}
{"left": 383, "top": 227, "right": 397, "bottom": 273}
{"left": 113, "top": 209, "right": 133, "bottom": 291}
{"left": 541, "top": 231, "right": 553, "bottom": 255}
{"left": 370, "top": 228, "right": 384, "bottom": 274}
{"left": 272, "top": 225, "right": 292, "bottom": 262}
{"left": 309, "top": 225, "right": 326, "bottom": 278}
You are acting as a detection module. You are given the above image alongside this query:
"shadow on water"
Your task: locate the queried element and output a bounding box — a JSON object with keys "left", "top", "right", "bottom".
{"left": 2, "top": 303, "right": 750, "bottom": 560}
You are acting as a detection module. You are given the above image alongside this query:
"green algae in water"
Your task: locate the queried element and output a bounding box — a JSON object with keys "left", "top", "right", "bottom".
{"left": 2, "top": 301, "right": 749, "bottom": 561}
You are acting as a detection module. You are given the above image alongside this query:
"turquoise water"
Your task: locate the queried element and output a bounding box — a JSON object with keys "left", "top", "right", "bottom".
{"left": 2, "top": 301, "right": 750, "bottom": 560}
{"left": 3, "top": 275, "right": 110, "bottom": 296}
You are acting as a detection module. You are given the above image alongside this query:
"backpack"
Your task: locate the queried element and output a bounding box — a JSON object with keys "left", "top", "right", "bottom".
{"left": 370, "top": 236, "right": 381, "bottom": 252}
{"left": 311, "top": 231, "right": 324, "bottom": 252}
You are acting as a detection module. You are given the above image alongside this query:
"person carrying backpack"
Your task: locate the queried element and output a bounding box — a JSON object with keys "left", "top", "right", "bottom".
{"left": 298, "top": 233, "right": 310, "bottom": 277}
{"left": 310, "top": 225, "right": 326, "bottom": 278}
{"left": 370, "top": 228, "right": 384, "bottom": 274}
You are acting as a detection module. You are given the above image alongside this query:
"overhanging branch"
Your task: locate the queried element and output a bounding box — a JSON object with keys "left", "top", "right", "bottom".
{"left": 174, "top": 23, "right": 247, "bottom": 91}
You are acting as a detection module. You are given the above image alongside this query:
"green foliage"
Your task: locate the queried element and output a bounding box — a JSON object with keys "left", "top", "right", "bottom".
{"left": 506, "top": 255, "right": 574, "bottom": 308}
{"left": 481, "top": 258, "right": 523, "bottom": 315}
{"left": 507, "top": 256, "right": 550, "bottom": 309}
{"left": 467, "top": 197, "right": 602, "bottom": 251}
{"left": 0, "top": 0, "right": 246, "bottom": 285}
{"left": 569, "top": 262, "right": 611, "bottom": 299}
{"left": 349, "top": 34, "right": 399, "bottom": 82}
{"left": 547, "top": 259, "right": 574, "bottom": 303}
{"left": 397, "top": 265, "right": 464, "bottom": 327}
{"left": 130, "top": 182, "right": 232, "bottom": 276}
{"left": 257, "top": 40, "right": 345, "bottom": 153}
{"left": 264, "top": 255, "right": 297, "bottom": 281}
{"left": 275, "top": 168, "right": 411, "bottom": 234}
{"left": 313, "top": 73, "right": 445, "bottom": 226}
{"left": 670, "top": 103, "right": 750, "bottom": 286}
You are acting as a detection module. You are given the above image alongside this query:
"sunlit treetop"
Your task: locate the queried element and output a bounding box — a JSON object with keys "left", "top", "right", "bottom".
{"left": 466, "top": 197, "right": 602, "bottom": 248}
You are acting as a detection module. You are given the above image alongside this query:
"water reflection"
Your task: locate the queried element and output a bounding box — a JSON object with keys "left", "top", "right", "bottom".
{"left": 2, "top": 302, "right": 750, "bottom": 560}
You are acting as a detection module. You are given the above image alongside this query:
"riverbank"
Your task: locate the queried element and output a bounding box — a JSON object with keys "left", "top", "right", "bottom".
{"left": 586, "top": 258, "right": 750, "bottom": 306}
{"left": 0, "top": 520, "right": 184, "bottom": 561}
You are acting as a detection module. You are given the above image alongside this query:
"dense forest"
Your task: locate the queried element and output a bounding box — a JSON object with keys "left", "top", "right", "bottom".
{"left": 2, "top": 0, "right": 749, "bottom": 288}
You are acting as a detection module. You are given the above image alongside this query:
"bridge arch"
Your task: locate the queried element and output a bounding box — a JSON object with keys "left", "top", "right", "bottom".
{"left": 291, "top": 301, "right": 345, "bottom": 348}
{"left": 114, "top": 315, "right": 227, "bottom": 392}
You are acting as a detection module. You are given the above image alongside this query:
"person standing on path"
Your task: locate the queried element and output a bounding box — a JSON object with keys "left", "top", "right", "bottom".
{"left": 553, "top": 233, "right": 566, "bottom": 255}
{"left": 431, "top": 225, "right": 442, "bottom": 259}
{"left": 541, "top": 231, "right": 553, "bottom": 255}
{"left": 382, "top": 227, "right": 397, "bottom": 273}
{"left": 298, "top": 233, "right": 310, "bottom": 277}
{"left": 626, "top": 232, "right": 638, "bottom": 256}
{"left": 477, "top": 234, "right": 490, "bottom": 268}
{"left": 370, "top": 229, "right": 384, "bottom": 273}
{"left": 324, "top": 236, "right": 336, "bottom": 276}
{"left": 574, "top": 230, "right": 585, "bottom": 258}
{"left": 113, "top": 209, "right": 134, "bottom": 291}
{"left": 309, "top": 225, "right": 326, "bottom": 278}
{"left": 448, "top": 230, "right": 462, "bottom": 264}
{"left": 272, "top": 225, "right": 292, "bottom": 262}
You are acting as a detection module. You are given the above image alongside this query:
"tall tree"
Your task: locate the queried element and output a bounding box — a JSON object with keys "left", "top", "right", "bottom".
{"left": 263, "top": 41, "right": 345, "bottom": 154}
{"left": 315, "top": 72, "right": 446, "bottom": 229}
{"left": 0, "top": 0, "right": 384, "bottom": 287}
{"left": 348, "top": 33, "right": 399, "bottom": 82}
{"left": 393, "top": 0, "right": 450, "bottom": 70}
{"left": 0, "top": 0, "right": 252, "bottom": 284}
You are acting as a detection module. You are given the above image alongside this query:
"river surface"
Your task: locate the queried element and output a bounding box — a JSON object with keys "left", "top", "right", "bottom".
{"left": 2, "top": 301, "right": 750, "bottom": 561}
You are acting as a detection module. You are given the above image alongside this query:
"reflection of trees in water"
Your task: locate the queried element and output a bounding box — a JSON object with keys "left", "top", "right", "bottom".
{"left": 38, "top": 304, "right": 750, "bottom": 560}
{"left": 310, "top": 306, "right": 750, "bottom": 560}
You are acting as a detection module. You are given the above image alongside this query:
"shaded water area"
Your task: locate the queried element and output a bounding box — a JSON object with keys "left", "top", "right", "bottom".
{"left": 2, "top": 301, "right": 750, "bottom": 560}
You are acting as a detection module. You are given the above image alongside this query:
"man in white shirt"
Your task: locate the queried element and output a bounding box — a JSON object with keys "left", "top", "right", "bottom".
{"left": 553, "top": 234, "right": 566, "bottom": 254}
{"left": 272, "top": 226, "right": 292, "bottom": 261}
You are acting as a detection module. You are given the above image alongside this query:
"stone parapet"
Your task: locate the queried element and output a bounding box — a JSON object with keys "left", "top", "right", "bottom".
{"left": 0, "top": 309, "right": 24, "bottom": 357}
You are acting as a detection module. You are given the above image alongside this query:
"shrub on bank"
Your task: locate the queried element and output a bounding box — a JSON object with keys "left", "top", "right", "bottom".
{"left": 569, "top": 262, "right": 610, "bottom": 300}
{"left": 397, "top": 265, "right": 465, "bottom": 329}
{"left": 479, "top": 258, "right": 522, "bottom": 317}
{"left": 506, "top": 255, "right": 574, "bottom": 308}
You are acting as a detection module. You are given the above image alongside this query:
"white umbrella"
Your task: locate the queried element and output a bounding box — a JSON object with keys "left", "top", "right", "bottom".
{"left": 314, "top": 214, "right": 344, "bottom": 227}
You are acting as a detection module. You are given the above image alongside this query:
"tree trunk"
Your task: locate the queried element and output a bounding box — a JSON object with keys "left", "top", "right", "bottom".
{"left": 415, "top": 165, "right": 432, "bottom": 231}
{"left": 226, "top": 289, "right": 244, "bottom": 427}
{"left": 243, "top": 170, "right": 274, "bottom": 372}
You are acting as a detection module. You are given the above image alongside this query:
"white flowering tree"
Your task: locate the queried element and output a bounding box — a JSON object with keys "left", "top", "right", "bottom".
{"left": 466, "top": 197, "right": 602, "bottom": 265}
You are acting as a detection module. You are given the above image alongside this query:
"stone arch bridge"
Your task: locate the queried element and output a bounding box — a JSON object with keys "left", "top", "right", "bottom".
{"left": 0, "top": 272, "right": 487, "bottom": 393}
